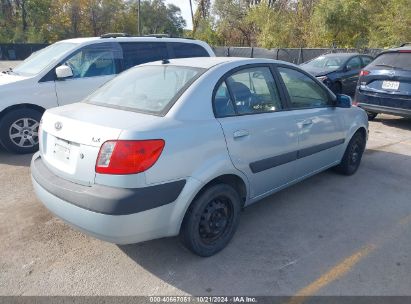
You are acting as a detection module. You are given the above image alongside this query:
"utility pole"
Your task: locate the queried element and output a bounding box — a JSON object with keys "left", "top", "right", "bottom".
{"left": 189, "top": 0, "right": 194, "bottom": 31}
{"left": 137, "top": 0, "right": 141, "bottom": 36}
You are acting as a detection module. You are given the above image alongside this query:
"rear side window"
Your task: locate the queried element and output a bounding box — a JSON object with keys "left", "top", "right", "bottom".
{"left": 121, "top": 42, "right": 168, "bottom": 70}
{"left": 278, "top": 67, "right": 331, "bottom": 109}
{"left": 214, "top": 66, "right": 282, "bottom": 117}
{"left": 169, "top": 42, "right": 209, "bottom": 58}
{"left": 369, "top": 52, "right": 411, "bottom": 70}
{"left": 361, "top": 56, "right": 373, "bottom": 67}
{"left": 85, "top": 65, "right": 204, "bottom": 115}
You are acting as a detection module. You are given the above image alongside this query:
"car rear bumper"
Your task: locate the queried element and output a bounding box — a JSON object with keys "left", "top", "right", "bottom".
{"left": 356, "top": 90, "right": 411, "bottom": 117}
{"left": 30, "top": 153, "right": 189, "bottom": 244}
{"left": 358, "top": 103, "right": 411, "bottom": 118}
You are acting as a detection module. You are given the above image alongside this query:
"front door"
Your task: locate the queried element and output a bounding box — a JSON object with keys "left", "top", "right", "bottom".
{"left": 277, "top": 66, "right": 346, "bottom": 177}
{"left": 214, "top": 65, "right": 299, "bottom": 199}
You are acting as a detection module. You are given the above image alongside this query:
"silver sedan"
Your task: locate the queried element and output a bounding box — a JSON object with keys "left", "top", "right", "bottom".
{"left": 31, "top": 57, "right": 368, "bottom": 256}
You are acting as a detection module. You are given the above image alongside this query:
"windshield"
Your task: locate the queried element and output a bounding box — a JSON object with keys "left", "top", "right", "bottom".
{"left": 85, "top": 65, "right": 204, "bottom": 115}
{"left": 369, "top": 52, "right": 411, "bottom": 70}
{"left": 13, "top": 42, "right": 77, "bottom": 76}
{"left": 303, "top": 56, "right": 346, "bottom": 70}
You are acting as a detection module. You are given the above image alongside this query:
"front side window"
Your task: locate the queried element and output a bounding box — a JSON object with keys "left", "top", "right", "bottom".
{"left": 121, "top": 42, "right": 168, "bottom": 70}
{"left": 215, "top": 67, "right": 281, "bottom": 116}
{"left": 346, "top": 57, "right": 362, "bottom": 70}
{"left": 64, "top": 44, "right": 119, "bottom": 78}
{"left": 278, "top": 67, "right": 331, "bottom": 109}
{"left": 85, "top": 65, "right": 203, "bottom": 115}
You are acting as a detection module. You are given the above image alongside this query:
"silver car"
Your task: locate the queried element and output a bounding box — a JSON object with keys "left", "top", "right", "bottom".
{"left": 31, "top": 57, "right": 368, "bottom": 256}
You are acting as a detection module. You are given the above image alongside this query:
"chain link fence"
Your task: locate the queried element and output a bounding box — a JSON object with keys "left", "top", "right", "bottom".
{"left": 213, "top": 47, "right": 383, "bottom": 64}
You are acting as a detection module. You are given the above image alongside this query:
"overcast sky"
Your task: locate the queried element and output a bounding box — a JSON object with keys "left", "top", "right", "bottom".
{"left": 165, "top": 0, "right": 197, "bottom": 29}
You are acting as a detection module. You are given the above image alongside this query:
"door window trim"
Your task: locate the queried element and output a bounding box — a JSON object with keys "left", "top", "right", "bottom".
{"left": 212, "top": 63, "right": 288, "bottom": 118}
{"left": 273, "top": 63, "right": 336, "bottom": 111}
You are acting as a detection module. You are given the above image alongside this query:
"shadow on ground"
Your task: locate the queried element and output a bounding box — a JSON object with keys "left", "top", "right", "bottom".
{"left": 374, "top": 116, "right": 411, "bottom": 131}
{"left": 0, "top": 147, "right": 33, "bottom": 167}
{"left": 119, "top": 148, "right": 411, "bottom": 296}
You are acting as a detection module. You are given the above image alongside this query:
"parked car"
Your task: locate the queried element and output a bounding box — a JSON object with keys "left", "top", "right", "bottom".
{"left": 300, "top": 53, "right": 373, "bottom": 96}
{"left": 31, "top": 57, "right": 368, "bottom": 257}
{"left": 354, "top": 44, "right": 411, "bottom": 120}
{"left": 0, "top": 34, "right": 214, "bottom": 153}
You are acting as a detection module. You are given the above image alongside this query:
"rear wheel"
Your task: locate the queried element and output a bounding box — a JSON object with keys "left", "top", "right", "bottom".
{"left": 0, "top": 108, "right": 42, "bottom": 154}
{"left": 335, "top": 131, "right": 366, "bottom": 175}
{"left": 180, "top": 184, "right": 241, "bottom": 257}
{"left": 366, "top": 111, "right": 378, "bottom": 121}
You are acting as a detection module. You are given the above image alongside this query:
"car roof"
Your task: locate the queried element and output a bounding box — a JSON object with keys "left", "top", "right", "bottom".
{"left": 384, "top": 46, "right": 411, "bottom": 52}
{"left": 139, "top": 57, "right": 293, "bottom": 69}
{"left": 59, "top": 36, "right": 211, "bottom": 47}
{"left": 320, "top": 52, "right": 362, "bottom": 58}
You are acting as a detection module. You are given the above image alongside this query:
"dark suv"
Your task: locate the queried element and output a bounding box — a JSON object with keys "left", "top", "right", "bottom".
{"left": 355, "top": 44, "right": 411, "bottom": 120}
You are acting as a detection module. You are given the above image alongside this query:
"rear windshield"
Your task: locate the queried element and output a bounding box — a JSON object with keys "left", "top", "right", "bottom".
{"left": 369, "top": 52, "right": 411, "bottom": 70}
{"left": 85, "top": 65, "right": 204, "bottom": 115}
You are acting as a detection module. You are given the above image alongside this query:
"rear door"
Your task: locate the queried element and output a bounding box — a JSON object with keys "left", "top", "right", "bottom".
{"left": 276, "top": 66, "right": 346, "bottom": 178}
{"left": 214, "top": 65, "right": 299, "bottom": 199}
{"left": 55, "top": 42, "right": 122, "bottom": 105}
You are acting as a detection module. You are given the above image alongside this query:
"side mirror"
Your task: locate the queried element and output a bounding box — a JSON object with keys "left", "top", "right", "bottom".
{"left": 56, "top": 65, "right": 73, "bottom": 79}
{"left": 336, "top": 94, "right": 352, "bottom": 108}
{"left": 345, "top": 65, "right": 352, "bottom": 72}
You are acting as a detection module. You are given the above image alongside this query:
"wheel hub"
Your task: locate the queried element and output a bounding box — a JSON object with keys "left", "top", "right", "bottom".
{"left": 199, "top": 199, "right": 230, "bottom": 242}
{"left": 9, "top": 118, "right": 39, "bottom": 148}
{"left": 350, "top": 141, "right": 361, "bottom": 164}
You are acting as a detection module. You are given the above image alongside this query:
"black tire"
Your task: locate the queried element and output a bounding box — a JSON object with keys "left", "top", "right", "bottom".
{"left": 331, "top": 82, "right": 342, "bottom": 94}
{"left": 335, "top": 131, "right": 366, "bottom": 175}
{"left": 180, "top": 184, "right": 242, "bottom": 257}
{"left": 0, "top": 108, "right": 42, "bottom": 154}
{"left": 366, "top": 111, "right": 378, "bottom": 121}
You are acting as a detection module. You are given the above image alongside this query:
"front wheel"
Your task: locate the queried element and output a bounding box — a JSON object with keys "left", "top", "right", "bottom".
{"left": 180, "top": 184, "right": 241, "bottom": 257}
{"left": 0, "top": 108, "right": 42, "bottom": 154}
{"left": 335, "top": 131, "right": 366, "bottom": 175}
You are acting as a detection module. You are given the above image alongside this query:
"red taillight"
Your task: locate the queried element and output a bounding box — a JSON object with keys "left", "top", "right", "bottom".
{"left": 359, "top": 70, "right": 370, "bottom": 77}
{"left": 96, "top": 140, "right": 165, "bottom": 175}
{"left": 399, "top": 50, "right": 411, "bottom": 53}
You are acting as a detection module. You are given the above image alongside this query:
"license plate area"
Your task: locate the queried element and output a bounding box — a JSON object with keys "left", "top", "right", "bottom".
{"left": 382, "top": 80, "right": 400, "bottom": 91}
{"left": 53, "top": 138, "right": 71, "bottom": 163}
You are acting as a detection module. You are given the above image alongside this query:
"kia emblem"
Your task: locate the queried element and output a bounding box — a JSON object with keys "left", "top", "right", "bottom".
{"left": 54, "top": 122, "right": 63, "bottom": 131}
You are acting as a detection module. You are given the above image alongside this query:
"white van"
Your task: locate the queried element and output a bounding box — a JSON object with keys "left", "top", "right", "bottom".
{"left": 0, "top": 34, "right": 214, "bottom": 153}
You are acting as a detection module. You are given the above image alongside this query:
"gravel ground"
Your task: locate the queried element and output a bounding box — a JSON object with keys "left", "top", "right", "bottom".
{"left": 0, "top": 91, "right": 411, "bottom": 295}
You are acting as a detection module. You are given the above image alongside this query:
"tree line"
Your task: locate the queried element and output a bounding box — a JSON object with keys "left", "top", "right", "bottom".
{"left": 1, "top": 0, "right": 410, "bottom": 48}
{"left": 0, "top": 0, "right": 186, "bottom": 43}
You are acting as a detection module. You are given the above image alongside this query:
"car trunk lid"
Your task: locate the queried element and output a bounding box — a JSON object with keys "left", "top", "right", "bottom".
{"left": 39, "top": 102, "right": 162, "bottom": 186}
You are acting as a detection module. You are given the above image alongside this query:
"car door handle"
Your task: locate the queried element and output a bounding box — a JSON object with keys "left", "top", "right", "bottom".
{"left": 301, "top": 119, "right": 313, "bottom": 127}
{"left": 233, "top": 129, "right": 250, "bottom": 139}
